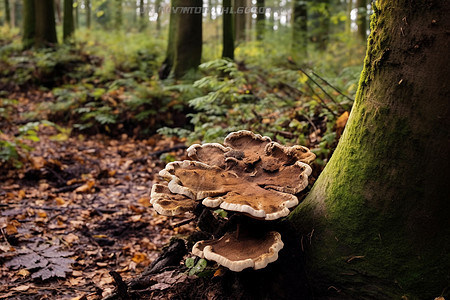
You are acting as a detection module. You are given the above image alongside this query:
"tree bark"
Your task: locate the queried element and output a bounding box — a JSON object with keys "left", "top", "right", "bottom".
{"left": 85, "top": 0, "right": 91, "bottom": 28}
{"left": 256, "top": 0, "right": 265, "bottom": 40}
{"left": 316, "top": 0, "right": 329, "bottom": 50}
{"left": 155, "top": 0, "right": 161, "bottom": 31}
{"left": 22, "top": 0, "right": 35, "bottom": 49}
{"left": 139, "top": 0, "right": 145, "bottom": 29}
{"left": 292, "top": 0, "right": 307, "bottom": 59}
{"left": 173, "top": 0, "right": 202, "bottom": 78}
{"left": 234, "top": 0, "right": 246, "bottom": 42}
{"left": 63, "top": 0, "right": 74, "bottom": 41}
{"left": 222, "top": 0, "right": 234, "bottom": 59}
{"left": 4, "top": 0, "right": 10, "bottom": 25}
{"left": 34, "top": 0, "right": 58, "bottom": 47}
{"left": 54, "top": 0, "right": 62, "bottom": 24}
{"left": 346, "top": 0, "right": 352, "bottom": 34}
{"left": 289, "top": 0, "right": 450, "bottom": 298}
{"left": 356, "top": 0, "right": 367, "bottom": 41}
{"left": 159, "top": 0, "right": 179, "bottom": 79}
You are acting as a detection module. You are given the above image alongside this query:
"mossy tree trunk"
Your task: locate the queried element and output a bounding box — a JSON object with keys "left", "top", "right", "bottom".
{"left": 22, "top": 0, "right": 35, "bottom": 49}
{"left": 292, "top": 0, "right": 307, "bottom": 60}
{"left": 222, "top": 0, "right": 234, "bottom": 59}
{"left": 173, "top": 0, "right": 202, "bottom": 79}
{"left": 34, "top": 0, "right": 58, "bottom": 47}
{"left": 63, "top": 0, "right": 74, "bottom": 41}
{"left": 256, "top": 0, "right": 264, "bottom": 40}
{"left": 289, "top": 0, "right": 450, "bottom": 298}
{"left": 139, "top": 0, "right": 145, "bottom": 30}
{"left": 158, "top": 0, "right": 179, "bottom": 79}
{"left": 356, "top": 0, "right": 367, "bottom": 41}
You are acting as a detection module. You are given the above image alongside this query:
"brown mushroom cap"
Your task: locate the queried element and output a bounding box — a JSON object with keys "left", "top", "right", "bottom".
{"left": 153, "top": 130, "right": 314, "bottom": 220}
{"left": 150, "top": 184, "right": 196, "bottom": 216}
{"left": 192, "top": 231, "right": 284, "bottom": 272}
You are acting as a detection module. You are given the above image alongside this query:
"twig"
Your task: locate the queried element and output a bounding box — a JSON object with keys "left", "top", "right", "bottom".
{"left": 311, "top": 71, "right": 354, "bottom": 102}
{"left": 305, "top": 81, "right": 337, "bottom": 117}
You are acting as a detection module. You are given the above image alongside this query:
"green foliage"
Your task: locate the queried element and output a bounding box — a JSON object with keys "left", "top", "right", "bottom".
{"left": 185, "top": 258, "right": 212, "bottom": 277}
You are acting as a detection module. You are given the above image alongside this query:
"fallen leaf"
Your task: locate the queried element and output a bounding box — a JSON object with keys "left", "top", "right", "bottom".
{"left": 5, "top": 223, "right": 18, "bottom": 235}
{"left": 75, "top": 180, "right": 95, "bottom": 193}
{"left": 17, "top": 269, "right": 30, "bottom": 277}
{"left": 55, "top": 197, "right": 66, "bottom": 206}
{"left": 138, "top": 197, "right": 150, "bottom": 207}
{"left": 64, "top": 233, "right": 79, "bottom": 244}
{"left": 11, "top": 285, "right": 30, "bottom": 292}
{"left": 131, "top": 252, "right": 147, "bottom": 264}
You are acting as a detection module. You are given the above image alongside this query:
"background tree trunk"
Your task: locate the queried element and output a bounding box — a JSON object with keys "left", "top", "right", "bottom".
{"left": 34, "top": 0, "right": 58, "bottom": 47}
{"left": 85, "top": 0, "right": 91, "bottom": 28}
{"left": 54, "top": 0, "right": 62, "bottom": 24}
{"left": 173, "top": 0, "right": 202, "bottom": 78}
{"left": 346, "top": 0, "right": 352, "bottom": 34}
{"left": 256, "top": 0, "right": 265, "bottom": 40}
{"left": 292, "top": 0, "right": 307, "bottom": 59}
{"left": 22, "top": 0, "right": 35, "bottom": 49}
{"left": 159, "top": 0, "right": 179, "bottom": 79}
{"left": 234, "top": 0, "right": 246, "bottom": 42}
{"left": 356, "top": 0, "right": 367, "bottom": 41}
{"left": 9, "top": 0, "right": 15, "bottom": 27}
{"left": 316, "top": 0, "right": 329, "bottom": 50}
{"left": 289, "top": 1, "right": 450, "bottom": 298}
{"left": 139, "top": 0, "right": 145, "bottom": 30}
{"left": 4, "top": 0, "right": 10, "bottom": 25}
{"left": 222, "top": 0, "right": 234, "bottom": 59}
{"left": 155, "top": 0, "right": 161, "bottom": 31}
{"left": 63, "top": 0, "right": 74, "bottom": 41}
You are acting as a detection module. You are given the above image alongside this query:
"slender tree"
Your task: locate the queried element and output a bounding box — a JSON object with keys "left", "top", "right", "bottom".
{"left": 35, "top": 0, "right": 58, "bottom": 47}
{"left": 139, "top": 0, "right": 145, "bottom": 29}
{"left": 234, "top": 0, "right": 247, "bottom": 42}
{"left": 256, "top": 0, "right": 265, "bottom": 40}
{"left": 316, "top": 0, "right": 329, "bottom": 50}
{"left": 173, "top": 0, "right": 202, "bottom": 78}
{"left": 22, "top": 0, "right": 35, "bottom": 49}
{"left": 155, "top": 0, "right": 161, "bottom": 31}
{"left": 292, "top": 0, "right": 307, "bottom": 59}
{"left": 4, "top": 0, "right": 11, "bottom": 26}
{"left": 346, "top": 0, "right": 352, "bottom": 34}
{"left": 356, "top": 0, "right": 367, "bottom": 40}
{"left": 289, "top": 0, "right": 450, "bottom": 298}
{"left": 63, "top": 0, "right": 75, "bottom": 41}
{"left": 222, "top": 0, "right": 234, "bottom": 59}
{"left": 55, "top": 0, "right": 62, "bottom": 24}
{"left": 85, "top": 0, "right": 91, "bottom": 28}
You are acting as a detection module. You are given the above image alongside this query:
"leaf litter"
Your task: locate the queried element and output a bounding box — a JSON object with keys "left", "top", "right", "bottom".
{"left": 0, "top": 97, "right": 195, "bottom": 299}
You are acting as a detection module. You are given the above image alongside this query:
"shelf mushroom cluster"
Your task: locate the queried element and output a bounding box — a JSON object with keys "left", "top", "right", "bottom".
{"left": 150, "top": 130, "right": 315, "bottom": 271}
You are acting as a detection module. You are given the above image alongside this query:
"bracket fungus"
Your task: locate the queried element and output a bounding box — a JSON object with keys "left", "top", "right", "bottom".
{"left": 150, "top": 130, "right": 315, "bottom": 272}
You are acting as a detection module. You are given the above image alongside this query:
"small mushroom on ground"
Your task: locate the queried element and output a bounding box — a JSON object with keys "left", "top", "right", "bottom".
{"left": 149, "top": 131, "right": 315, "bottom": 272}
{"left": 192, "top": 231, "right": 284, "bottom": 272}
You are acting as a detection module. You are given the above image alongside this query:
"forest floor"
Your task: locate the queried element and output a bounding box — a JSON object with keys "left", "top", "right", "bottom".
{"left": 0, "top": 90, "right": 198, "bottom": 299}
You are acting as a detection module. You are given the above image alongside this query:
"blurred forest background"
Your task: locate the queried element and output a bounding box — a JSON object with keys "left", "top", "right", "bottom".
{"left": 0, "top": 0, "right": 371, "bottom": 173}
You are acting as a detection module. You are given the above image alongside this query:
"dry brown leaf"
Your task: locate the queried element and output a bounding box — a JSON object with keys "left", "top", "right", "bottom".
{"left": 72, "top": 270, "right": 83, "bottom": 277}
{"left": 96, "top": 262, "right": 108, "bottom": 267}
{"left": 18, "top": 190, "right": 26, "bottom": 199}
{"left": 55, "top": 197, "right": 66, "bottom": 206}
{"left": 5, "top": 223, "right": 18, "bottom": 235}
{"left": 75, "top": 180, "right": 95, "bottom": 193}
{"left": 11, "top": 285, "right": 30, "bottom": 292}
{"left": 138, "top": 197, "right": 150, "bottom": 207}
{"left": 16, "top": 269, "right": 30, "bottom": 277}
{"left": 130, "top": 215, "right": 142, "bottom": 222}
{"left": 131, "top": 252, "right": 148, "bottom": 264}
{"left": 64, "top": 233, "right": 79, "bottom": 244}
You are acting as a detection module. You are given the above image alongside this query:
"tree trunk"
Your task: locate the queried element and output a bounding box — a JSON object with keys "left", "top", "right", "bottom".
{"left": 346, "top": 0, "right": 352, "bottom": 34}
{"left": 113, "top": 0, "right": 122, "bottom": 30}
{"left": 245, "top": 0, "right": 252, "bottom": 41}
{"left": 63, "top": 0, "right": 74, "bottom": 41}
{"left": 9, "top": 0, "right": 15, "bottom": 27}
{"left": 139, "top": 0, "right": 145, "bottom": 29}
{"left": 173, "top": 0, "right": 202, "bottom": 78}
{"left": 22, "top": 0, "right": 35, "bottom": 49}
{"left": 4, "top": 0, "right": 10, "bottom": 25}
{"left": 155, "top": 0, "right": 161, "bottom": 31}
{"left": 234, "top": 0, "right": 246, "bottom": 42}
{"left": 356, "top": 0, "right": 367, "bottom": 41}
{"left": 292, "top": 0, "right": 307, "bottom": 60}
{"left": 256, "top": 0, "right": 264, "bottom": 40}
{"left": 316, "top": 0, "right": 329, "bottom": 50}
{"left": 222, "top": 0, "right": 234, "bottom": 59}
{"left": 159, "top": 0, "right": 179, "bottom": 79}
{"left": 54, "top": 0, "right": 61, "bottom": 24}
{"left": 74, "top": 0, "right": 79, "bottom": 28}
{"left": 34, "top": 0, "right": 58, "bottom": 47}
{"left": 289, "top": 1, "right": 450, "bottom": 298}
{"left": 85, "top": 0, "right": 91, "bottom": 28}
